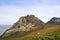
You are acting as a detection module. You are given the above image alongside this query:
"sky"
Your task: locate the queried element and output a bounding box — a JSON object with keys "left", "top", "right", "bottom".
{"left": 0, "top": 0, "right": 60, "bottom": 25}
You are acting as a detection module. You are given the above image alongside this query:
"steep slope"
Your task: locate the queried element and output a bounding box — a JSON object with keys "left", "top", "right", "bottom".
{"left": 0, "top": 25, "right": 60, "bottom": 40}
{"left": 18, "top": 25, "right": 60, "bottom": 40}
{"left": 23, "top": 29, "right": 60, "bottom": 40}
{"left": 3, "top": 15, "right": 44, "bottom": 36}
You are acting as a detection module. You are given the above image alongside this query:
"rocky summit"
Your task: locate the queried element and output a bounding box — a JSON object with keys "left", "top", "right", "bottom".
{"left": 47, "top": 17, "right": 60, "bottom": 24}
{"left": 3, "top": 15, "right": 44, "bottom": 36}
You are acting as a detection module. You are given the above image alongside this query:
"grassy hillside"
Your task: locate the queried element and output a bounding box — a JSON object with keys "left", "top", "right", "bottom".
{"left": 0, "top": 25, "right": 60, "bottom": 40}
{"left": 24, "top": 30, "right": 60, "bottom": 40}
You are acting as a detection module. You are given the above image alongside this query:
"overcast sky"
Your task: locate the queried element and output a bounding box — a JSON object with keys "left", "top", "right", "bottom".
{"left": 0, "top": 0, "right": 60, "bottom": 25}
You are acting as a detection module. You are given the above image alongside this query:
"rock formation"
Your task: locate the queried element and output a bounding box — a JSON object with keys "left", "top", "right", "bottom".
{"left": 47, "top": 17, "right": 60, "bottom": 24}
{"left": 3, "top": 15, "right": 44, "bottom": 36}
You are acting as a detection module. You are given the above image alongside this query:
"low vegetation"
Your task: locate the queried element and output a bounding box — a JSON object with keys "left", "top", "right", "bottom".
{"left": 0, "top": 15, "right": 60, "bottom": 40}
{"left": 24, "top": 30, "right": 60, "bottom": 40}
{"left": 0, "top": 24, "right": 60, "bottom": 40}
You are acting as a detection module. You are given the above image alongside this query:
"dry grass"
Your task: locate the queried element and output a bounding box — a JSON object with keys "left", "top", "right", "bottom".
{"left": 14, "top": 25, "right": 60, "bottom": 40}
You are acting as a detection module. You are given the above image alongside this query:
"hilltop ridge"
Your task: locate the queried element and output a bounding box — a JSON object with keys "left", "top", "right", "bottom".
{"left": 47, "top": 17, "right": 60, "bottom": 24}
{"left": 3, "top": 15, "right": 44, "bottom": 36}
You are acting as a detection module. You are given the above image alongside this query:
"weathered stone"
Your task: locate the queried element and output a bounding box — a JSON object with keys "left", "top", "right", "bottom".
{"left": 47, "top": 17, "right": 60, "bottom": 24}
{"left": 4, "top": 15, "right": 44, "bottom": 36}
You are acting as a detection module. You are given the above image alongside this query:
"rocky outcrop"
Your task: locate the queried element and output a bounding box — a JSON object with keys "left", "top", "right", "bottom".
{"left": 4, "top": 15, "right": 44, "bottom": 36}
{"left": 47, "top": 17, "right": 60, "bottom": 24}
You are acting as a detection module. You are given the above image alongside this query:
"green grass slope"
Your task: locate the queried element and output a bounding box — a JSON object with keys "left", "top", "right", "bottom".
{"left": 0, "top": 25, "right": 60, "bottom": 40}
{"left": 24, "top": 30, "right": 60, "bottom": 40}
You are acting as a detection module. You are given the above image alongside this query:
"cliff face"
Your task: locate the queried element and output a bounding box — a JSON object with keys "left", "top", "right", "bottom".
{"left": 47, "top": 17, "right": 60, "bottom": 24}
{"left": 4, "top": 15, "right": 44, "bottom": 36}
